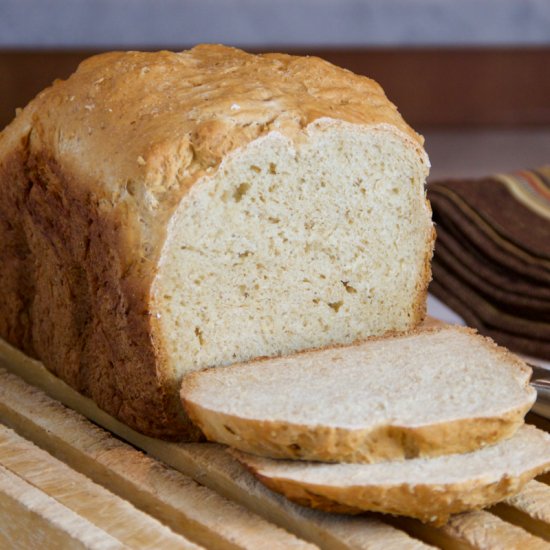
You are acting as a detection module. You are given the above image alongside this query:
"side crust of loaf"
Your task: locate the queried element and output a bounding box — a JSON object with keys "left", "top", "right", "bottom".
{"left": 0, "top": 109, "right": 195, "bottom": 439}
{"left": 181, "top": 327, "right": 535, "bottom": 462}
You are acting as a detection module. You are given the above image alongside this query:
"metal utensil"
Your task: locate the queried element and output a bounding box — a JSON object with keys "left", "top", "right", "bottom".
{"left": 530, "top": 364, "right": 550, "bottom": 420}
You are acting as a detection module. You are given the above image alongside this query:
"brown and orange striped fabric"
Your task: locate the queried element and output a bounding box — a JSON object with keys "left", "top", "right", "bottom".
{"left": 428, "top": 167, "right": 550, "bottom": 359}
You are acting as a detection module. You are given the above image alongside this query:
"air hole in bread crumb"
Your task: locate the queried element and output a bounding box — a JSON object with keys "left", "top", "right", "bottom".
{"left": 342, "top": 281, "right": 357, "bottom": 294}
{"left": 233, "top": 182, "right": 250, "bottom": 202}
{"left": 328, "top": 301, "right": 343, "bottom": 313}
{"left": 194, "top": 327, "right": 205, "bottom": 346}
{"left": 268, "top": 217, "right": 280, "bottom": 223}
{"left": 269, "top": 162, "right": 277, "bottom": 174}
{"left": 312, "top": 298, "right": 320, "bottom": 304}
{"left": 250, "top": 165, "right": 261, "bottom": 173}
{"left": 223, "top": 424, "right": 236, "bottom": 435}
{"left": 239, "top": 285, "right": 249, "bottom": 298}
{"left": 239, "top": 250, "right": 253, "bottom": 258}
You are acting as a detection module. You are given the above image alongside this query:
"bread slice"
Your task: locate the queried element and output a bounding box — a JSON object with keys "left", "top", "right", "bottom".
{"left": 180, "top": 326, "right": 535, "bottom": 463}
{"left": 232, "top": 425, "right": 550, "bottom": 525}
{"left": 0, "top": 45, "right": 432, "bottom": 439}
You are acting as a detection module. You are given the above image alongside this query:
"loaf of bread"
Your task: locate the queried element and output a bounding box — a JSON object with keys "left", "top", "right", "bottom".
{"left": 0, "top": 45, "right": 433, "bottom": 438}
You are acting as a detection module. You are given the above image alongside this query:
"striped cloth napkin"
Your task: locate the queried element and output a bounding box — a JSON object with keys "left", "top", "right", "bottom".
{"left": 428, "top": 167, "right": 550, "bottom": 360}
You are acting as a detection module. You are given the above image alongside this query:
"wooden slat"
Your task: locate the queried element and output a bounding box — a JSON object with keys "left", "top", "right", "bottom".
{"left": 490, "top": 480, "right": 550, "bottom": 542}
{"left": 0, "top": 340, "right": 432, "bottom": 550}
{"left": 440, "top": 511, "right": 549, "bottom": 550}
{"left": 143, "top": 442, "right": 433, "bottom": 550}
{"left": 0, "top": 463, "right": 124, "bottom": 550}
{"left": 0, "top": 368, "right": 312, "bottom": 550}
{"left": 0, "top": 424, "right": 200, "bottom": 549}
{"left": 2, "top": 336, "right": 549, "bottom": 550}
{"left": 392, "top": 511, "right": 550, "bottom": 550}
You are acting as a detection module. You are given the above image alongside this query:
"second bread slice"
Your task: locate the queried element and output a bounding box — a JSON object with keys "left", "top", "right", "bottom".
{"left": 180, "top": 327, "right": 535, "bottom": 463}
{"left": 231, "top": 424, "right": 550, "bottom": 525}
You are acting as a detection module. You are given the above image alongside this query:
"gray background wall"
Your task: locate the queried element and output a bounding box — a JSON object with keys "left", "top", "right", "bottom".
{"left": 1, "top": 0, "right": 550, "bottom": 48}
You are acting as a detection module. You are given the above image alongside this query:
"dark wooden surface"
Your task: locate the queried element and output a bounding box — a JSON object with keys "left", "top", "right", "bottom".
{"left": 1, "top": 48, "right": 550, "bottom": 131}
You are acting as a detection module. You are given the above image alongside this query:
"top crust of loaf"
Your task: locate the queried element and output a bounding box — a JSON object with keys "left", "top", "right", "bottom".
{"left": 2, "top": 45, "right": 426, "bottom": 262}
{"left": 26, "top": 44, "right": 424, "bottom": 184}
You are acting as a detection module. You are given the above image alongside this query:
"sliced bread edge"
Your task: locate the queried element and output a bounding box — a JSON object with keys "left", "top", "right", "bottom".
{"left": 181, "top": 326, "right": 535, "bottom": 463}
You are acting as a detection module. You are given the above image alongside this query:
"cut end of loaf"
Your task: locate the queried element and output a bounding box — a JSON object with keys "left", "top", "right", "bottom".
{"left": 152, "top": 119, "right": 432, "bottom": 382}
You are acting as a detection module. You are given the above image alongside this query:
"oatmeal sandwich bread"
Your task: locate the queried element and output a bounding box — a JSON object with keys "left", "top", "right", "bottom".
{"left": 0, "top": 45, "right": 433, "bottom": 438}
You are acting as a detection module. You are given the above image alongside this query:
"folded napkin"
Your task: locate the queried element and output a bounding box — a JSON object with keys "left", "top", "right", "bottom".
{"left": 428, "top": 167, "right": 550, "bottom": 359}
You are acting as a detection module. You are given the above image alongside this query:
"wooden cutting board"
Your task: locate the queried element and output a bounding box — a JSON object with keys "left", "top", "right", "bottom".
{"left": 0, "top": 335, "right": 549, "bottom": 550}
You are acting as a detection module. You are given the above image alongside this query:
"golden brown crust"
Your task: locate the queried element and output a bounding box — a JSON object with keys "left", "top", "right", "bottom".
{"left": 185, "top": 403, "right": 529, "bottom": 464}
{"left": 0, "top": 45, "right": 428, "bottom": 438}
{"left": 234, "top": 450, "right": 550, "bottom": 526}
{"left": 2, "top": 146, "right": 198, "bottom": 438}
